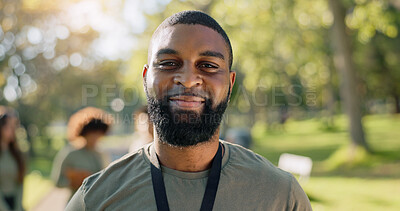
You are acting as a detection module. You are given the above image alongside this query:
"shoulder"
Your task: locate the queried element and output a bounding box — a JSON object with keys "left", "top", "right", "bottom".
{"left": 74, "top": 145, "right": 152, "bottom": 208}
{"left": 61, "top": 149, "right": 79, "bottom": 164}
{"left": 222, "top": 141, "right": 295, "bottom": 190}
{"left": 64, "top": 148, "right": 86, "bottom": 158}
{"left": 54, "top": 145, "right": 74, "bottom": 160}
{"left": 222, "top": 142, "right": 312, "bottom": 209}
{"left": 83, "top": 146, "right": 149, "bottom": 191}
{"left": 62, "top": 148, "right": 87, "bottom": 163}
{"left": 224, "top": 141, "right": 289, "bottom": 178}
{"left": 65, "top": 148, "right": 103, "bottom": 160}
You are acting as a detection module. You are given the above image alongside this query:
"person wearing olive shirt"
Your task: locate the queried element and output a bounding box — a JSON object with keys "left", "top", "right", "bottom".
{"left": 66, "top": 11, "right": 312, "bottom": 211}
{"left": 53, "top": 107, "right": 112, "bottom": 197}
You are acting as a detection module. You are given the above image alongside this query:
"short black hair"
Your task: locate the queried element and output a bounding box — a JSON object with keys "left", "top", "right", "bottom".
{"left": 79, "top": 119, "right": 109, "bottom": 137}
{"left": 151, "top": 10, "right": 233, "bottom": 70}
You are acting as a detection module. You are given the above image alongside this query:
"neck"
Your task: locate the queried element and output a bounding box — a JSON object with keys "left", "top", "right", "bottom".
{"left": 83, "top": 136, "right": 96, "bottom": 150}
{"left": 154, "top": 129, "right": 221, "bottom": 172}
{"left": 85, "top": 144, "right": 95, "bottom": 150}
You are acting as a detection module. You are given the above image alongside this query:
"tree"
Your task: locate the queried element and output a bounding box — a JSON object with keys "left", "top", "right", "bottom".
{"left": 328, "top": 0, "right": 370, "bottom": 152}
{"left": 0, "top": 0, "right": 134, "bottom": 156}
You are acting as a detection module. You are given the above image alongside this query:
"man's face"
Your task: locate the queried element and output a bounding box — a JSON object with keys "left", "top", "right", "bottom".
{"left": 143, "top": 24, "right": 235, "bottom": 146}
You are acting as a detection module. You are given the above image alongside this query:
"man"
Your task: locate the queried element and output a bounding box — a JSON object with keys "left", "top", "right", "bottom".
{"left": 66, "top": 10, "right": 312, "bottom": 210}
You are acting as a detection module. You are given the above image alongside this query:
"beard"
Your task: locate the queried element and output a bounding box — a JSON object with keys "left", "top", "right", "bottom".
{"left": 145, "top": 86, "right": 230, "bottom": 147}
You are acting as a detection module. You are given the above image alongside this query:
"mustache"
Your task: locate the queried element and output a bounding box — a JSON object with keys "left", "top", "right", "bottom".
{"left": 165, "top": 89, "right": 209, "bottom": 100}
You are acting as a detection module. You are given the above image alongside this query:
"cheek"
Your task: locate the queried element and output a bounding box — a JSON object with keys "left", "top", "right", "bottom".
{"left": 206, "top": 78, "right": 230, "bottom": 104}
{"left": 146, "top": 72, "right": 171, "bottom": 98}
{"left": 145, "top": 73, "right": 157, "bottom": 97}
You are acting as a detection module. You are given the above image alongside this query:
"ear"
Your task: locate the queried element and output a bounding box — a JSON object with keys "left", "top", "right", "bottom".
{"left": 229, "top": 71, "right": 236, "bottom": 93}
{"left": 142, "top": 64, "right": 149, "bottom": 79}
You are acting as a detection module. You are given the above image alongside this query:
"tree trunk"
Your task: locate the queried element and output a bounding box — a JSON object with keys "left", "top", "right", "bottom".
{"left": 324, "top": 63, "right": 336, "bottom": 128}
{"left": 393, "top": 94, "right": 400, "bottom": 114}
{"left": 328, "top": 0, "right": 371, "bottom": 152}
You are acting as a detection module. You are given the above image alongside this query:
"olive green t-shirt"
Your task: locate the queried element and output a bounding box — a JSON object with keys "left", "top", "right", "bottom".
{"left": 66, "top": 141, "right": 312, "bottom": 211}
{"left": 0, "top": 149, "right": 23, "bottom": 211}
{"left": 51, "top": 144, "right": 75, "bottom": 187}
{"left": 56, "top": 147, "right": 105, "bottom": 193}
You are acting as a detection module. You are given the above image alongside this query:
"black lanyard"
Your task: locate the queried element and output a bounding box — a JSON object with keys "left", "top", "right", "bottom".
{"left": 150, "top": 143, "right": 223, "bottom": 211}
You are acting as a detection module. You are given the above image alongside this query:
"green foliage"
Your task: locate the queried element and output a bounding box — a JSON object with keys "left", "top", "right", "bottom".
{"left": 347, "top": 0, "right": 398, "bottom": 43}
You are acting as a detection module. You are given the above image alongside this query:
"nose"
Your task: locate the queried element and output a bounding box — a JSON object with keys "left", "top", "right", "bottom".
{"left": 173, "top": 63, "right": 202, "bottom": 88}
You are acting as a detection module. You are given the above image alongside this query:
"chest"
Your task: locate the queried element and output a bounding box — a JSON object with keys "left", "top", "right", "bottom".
{"left": 92, "top": 172, "right": 278, "bottom": 211}
{"left": 0, "top": 151, "right": 18, "bottom": 191}
{"left": 0, "top": 151, "right": 18, "bottom": 178}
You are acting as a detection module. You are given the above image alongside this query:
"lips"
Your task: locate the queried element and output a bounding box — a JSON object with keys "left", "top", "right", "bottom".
{"left": 169, "top": 95, "right": 205, "bottom": 108}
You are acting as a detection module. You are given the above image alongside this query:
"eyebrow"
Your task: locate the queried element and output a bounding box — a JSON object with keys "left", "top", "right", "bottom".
{"left": 155, "top": 48, "right": 225, "bottom": 61}
{"left": 199, "top": 51, "right": 225, "bottom": 61}
{"left": 156, "top": 48, "right": 178, "bottom": 58}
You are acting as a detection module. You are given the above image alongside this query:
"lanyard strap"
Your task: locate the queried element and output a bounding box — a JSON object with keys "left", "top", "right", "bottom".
{"left": 151, "top": 143, "right": 223, "bottom": 211}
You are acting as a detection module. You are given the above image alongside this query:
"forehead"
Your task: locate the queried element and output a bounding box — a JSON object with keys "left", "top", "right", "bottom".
{"left": 150, "top": 24, "right": 229, "bottom": 60}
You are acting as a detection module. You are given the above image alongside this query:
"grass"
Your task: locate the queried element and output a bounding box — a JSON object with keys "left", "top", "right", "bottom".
{"left": 21, "top": 154, "right": 56, "bottom": 210}
{"left": 307, "top": 177, "right": 400, "bottom": 211}
{"left": 251, "top": 114, "right": 400, "bottom": 210}
{"left": 22, "top": 171, "right": 54, "bottom": 210}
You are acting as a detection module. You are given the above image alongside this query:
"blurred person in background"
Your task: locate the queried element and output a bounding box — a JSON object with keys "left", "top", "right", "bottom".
{"left": 225, "top": 127, "right": 252, "bottom": 149}
{"left": 129, "top": 106, "right": 153, "bottom": 153}
{"left": 50, "top": 132, "right": 86, "bottom": 189}
{"left": 52, "top": 107, "right": 112, "bottom": 195}
{"left": 0, "top": 106, "right": 25, "bottom": 211}
{"left": 100, "top": 106, "right": 153, "bottom": 161}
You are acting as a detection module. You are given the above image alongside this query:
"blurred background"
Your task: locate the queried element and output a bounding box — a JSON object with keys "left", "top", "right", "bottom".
{"left": 0, "top": 0, "right": 399, "bottom": 210}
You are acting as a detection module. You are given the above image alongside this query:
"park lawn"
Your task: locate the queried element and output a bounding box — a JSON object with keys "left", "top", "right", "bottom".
{"left": 22, "top": 171, "right": 54, "bottom": 210}
{"left": 251, "top": 114, "right": 400, "bottom": 211}
{"left": 306, "top": 177, "right": 400, "bottom": 211}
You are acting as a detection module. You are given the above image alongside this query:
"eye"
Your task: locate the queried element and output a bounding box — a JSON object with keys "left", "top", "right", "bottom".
{"left": 198, "top": 62, "right": 219, "bottom": 71}
{"left": 160, "top": 61, "right": 177, "bottom": 66}
{"left": 157, "top": 60, "right": 180, "bottom": 70}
